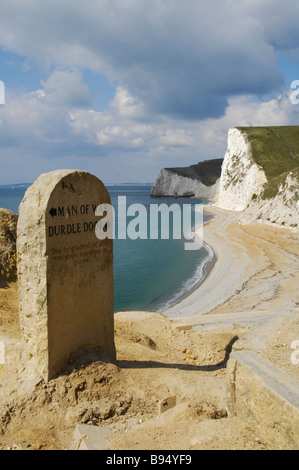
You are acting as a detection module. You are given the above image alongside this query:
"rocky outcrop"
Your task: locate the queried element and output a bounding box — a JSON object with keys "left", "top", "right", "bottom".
{"left": 0, "top": 208, "right": 18, "bottom": 282}
{"left": 214, "top": 128, "right": 299, "bottom": 229}
{"left": 215, "top": 128, "right": 267, "bottom": 211}
{"left": 151, "top": 159, "right": 223, "bottom": 199}
{"left": 240, "top": 169, "right": 299, "bottom": 228}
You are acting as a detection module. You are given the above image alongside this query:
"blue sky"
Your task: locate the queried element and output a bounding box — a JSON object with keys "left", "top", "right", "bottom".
{"left": 0, "top": 0, "right": 299, "bottom": 185}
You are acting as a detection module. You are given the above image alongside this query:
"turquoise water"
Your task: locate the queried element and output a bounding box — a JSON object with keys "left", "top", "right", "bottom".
{"left": 0, "top": 184, "right": 214, "bottom": 313}
{"left": 0, "top": 185, "right": 30, "bottom": 214}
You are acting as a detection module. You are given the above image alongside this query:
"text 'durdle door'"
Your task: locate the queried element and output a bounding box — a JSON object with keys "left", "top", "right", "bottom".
{"left": 17, "top": 170, "right": 115, "bottom": 381}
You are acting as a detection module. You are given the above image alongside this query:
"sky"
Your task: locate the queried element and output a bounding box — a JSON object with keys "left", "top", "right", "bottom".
{"left": 0, "top": 0, "right": 299, "bottom": 185}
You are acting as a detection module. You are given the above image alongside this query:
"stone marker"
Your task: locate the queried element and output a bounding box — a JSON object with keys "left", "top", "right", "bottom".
{"left": 17, "top": 170, "right": 115, "bottom": 381}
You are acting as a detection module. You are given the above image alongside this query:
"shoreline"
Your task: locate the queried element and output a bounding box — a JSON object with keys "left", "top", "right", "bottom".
{"left": 159, "top": 207, "right": 221, "bottom": 317}
{"left": 156, "top": 204, "right": 218, "bottom": 313}
{"left": 158, "top": 240, "right": 218, "bottom": 314}
{"left": 164, "top": 205, "right": 299, "bottom": 322}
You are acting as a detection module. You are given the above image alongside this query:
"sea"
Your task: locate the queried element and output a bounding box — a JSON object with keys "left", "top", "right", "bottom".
{"left": 0, "top": 183, "right": 214, "bottom": 314}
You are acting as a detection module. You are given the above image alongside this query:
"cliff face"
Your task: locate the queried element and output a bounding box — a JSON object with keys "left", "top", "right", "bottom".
{"left": 240, "top": 169, "right": 299, "bottom": 228}
{"left": 150, "top": 159, "right": 223, "bottom": 199}
{"left": 214, "top": 127, "right": 299, "bottom": 229}
{"left": 215, "top": 128, "right": 267, "bottom": 211}
{"left": 151, "top": 126, "right": 298, "bottom": 229}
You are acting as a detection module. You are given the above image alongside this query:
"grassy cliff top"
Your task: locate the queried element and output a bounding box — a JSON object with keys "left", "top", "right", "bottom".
{"left": 166, "top": 158, "right": 223, "bottom": 186}
{"left": 237, "top": 126, "right": 299, "bottom": 200}
{"left": 237, "top": 126, "right": 299, "bottom": 179}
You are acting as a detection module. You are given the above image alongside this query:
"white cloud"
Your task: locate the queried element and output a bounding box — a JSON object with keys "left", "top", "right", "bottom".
{"left": 0, "top": 69, "right": 92, "bottom": 149}
{"left": 1, "top": 77, "right": 298, "bottom": 184}
{"left": 0, "top": 1, "right": 298, "bottom": 184}
{"left": 40, "top": 69, "right": 93, "bottom": 108}
{"left": 159, "top": 129, "right": 193, "bottom": 147}
{"left": 193, "top": 91, "right": 299, "bottom": 160}
{"left": 239, "top": 0, "right": 299, "bottom": 57}
{"left": 69, "top": 90, "right": 194, "bottom": 152}
{"left": 109, "top": 87, "right": 147, "bottom": 119}
{"left": 0, "top": 0, "right": 285, "bottom": 120}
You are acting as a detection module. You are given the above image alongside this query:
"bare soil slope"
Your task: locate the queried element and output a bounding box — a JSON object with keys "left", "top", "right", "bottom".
{"left": 0, "top": 284, "right": 266, "bottom": 450}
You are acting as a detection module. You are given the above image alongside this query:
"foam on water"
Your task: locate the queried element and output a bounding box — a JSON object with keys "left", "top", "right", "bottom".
{"left": 155, "top": 241, "right": 214, "bottom": 312}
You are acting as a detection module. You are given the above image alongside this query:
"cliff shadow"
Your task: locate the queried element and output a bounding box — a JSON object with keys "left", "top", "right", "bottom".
{"left": 0, "top": 278, "right": 10, "bottom": 289}
{"left": 117, "top": 336, "right": 239, "bottom": 373}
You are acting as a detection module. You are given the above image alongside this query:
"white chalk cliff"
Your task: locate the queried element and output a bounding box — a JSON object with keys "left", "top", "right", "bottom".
{"left": 239, "top": 170, "right": 299, "bottom": 228}
{"left": 151, "top": 159, "right": 223, "bottom": 199}
{"left": 215, "top": 128, "right": 267, "bottom": 211}
{"left": 214, "top": 128, "right": 299, "bottom": 229}
{"left": 151, "top": 127, "right": 298, "bottom": 229}
{"left": 151, "top": 168, "right": 219, "bottom": 199}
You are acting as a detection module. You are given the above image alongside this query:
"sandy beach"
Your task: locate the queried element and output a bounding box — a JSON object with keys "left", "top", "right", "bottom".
{"left": 166, "top": 205, "right": 299, "bottom": 321}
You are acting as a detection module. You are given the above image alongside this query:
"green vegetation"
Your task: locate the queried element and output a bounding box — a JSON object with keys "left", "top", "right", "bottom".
{"left": 237, "top": 126, "right": 299, "bottom": 200}
{"left": 167, "top": 158, "right": 223, "bottom": 186}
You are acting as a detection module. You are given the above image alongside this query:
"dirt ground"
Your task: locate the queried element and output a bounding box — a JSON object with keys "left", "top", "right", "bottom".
{"left": 264, "top": 317, "right": 299, "bottom": 380}
{"left": 0, "top": 282, "right": 267, "bottom": 451}
{"left": 0, "top": 281, "right": 20, "bottom": 337}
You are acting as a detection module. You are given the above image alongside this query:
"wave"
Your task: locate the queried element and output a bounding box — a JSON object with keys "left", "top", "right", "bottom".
{"left": 156, "top": 241, "right": 214, "bottom": 313}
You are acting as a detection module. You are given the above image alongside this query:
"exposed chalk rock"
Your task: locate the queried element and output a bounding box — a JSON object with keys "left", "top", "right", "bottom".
{"left": 151, "top": 159, "right": 223, "bottom": 199}
{"left": 215, "top": 128, "right": 267, "bottom": 212}
{"left": 214, "top": 128, "right": 299, "bottom": 229}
